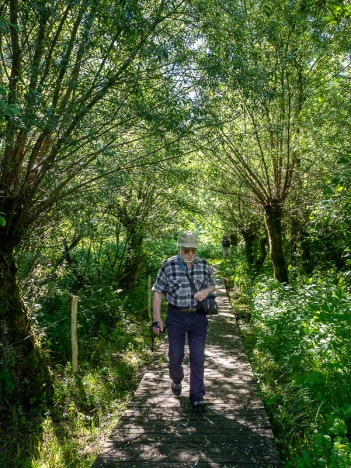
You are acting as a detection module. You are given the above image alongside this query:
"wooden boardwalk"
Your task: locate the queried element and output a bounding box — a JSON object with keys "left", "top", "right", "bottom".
{"left": 93, "top": 277, "right": 281, "bottom": 467}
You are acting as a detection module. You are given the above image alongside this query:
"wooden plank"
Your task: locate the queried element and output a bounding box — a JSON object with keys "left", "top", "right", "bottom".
{"left": 97, "top": 440, "right": 280, "bottom": 464}
{"left": 106, "top": 427, "right": 275, "bottom": 440}
{"left": 103, "top": 429, "right": 277, "bottom": 443}
{"left": 115, "top": 420, "right": 273, "bottom": 431}
{"left": 96, "top": 463, "right": 279, "bottom": 468}
{"left": 125, "top": 396, "right": 265, "bottom": 407}
{"left": 122, "top": 406, "right": 269, "bottom": 416}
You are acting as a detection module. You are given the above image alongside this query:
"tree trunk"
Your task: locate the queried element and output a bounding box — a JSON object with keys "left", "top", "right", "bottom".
{"left": 241, "top": 228, "right": 268, "bottom": 274}
{"left": 0, "top": 240, "right": 51, "bottom": 405}
{"left": 256, "top": 236, "right": 268, "bottom": 271}
{"left": 229, "top": 232, "right": 238, "bottom": 246}
{"left": 118, "top": 228, "right": 144, "bottom": 291}
{"left": 264, "top": 202, "right": 289, "bottom": 283}
{"left": 290, "top": 215, "right": 314, "bottom": 273}
{"left": 241, "top": 229, "right": 257, "bottom": 273}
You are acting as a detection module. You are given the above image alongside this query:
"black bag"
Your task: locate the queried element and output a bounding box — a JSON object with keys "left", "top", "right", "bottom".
{"left": 197, "top": 293, "right": 218, "bottom": 315}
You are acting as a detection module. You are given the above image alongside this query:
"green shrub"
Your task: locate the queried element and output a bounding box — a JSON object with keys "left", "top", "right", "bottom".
{"left": 246, "top": 272, "right": 351, "bottom": 464}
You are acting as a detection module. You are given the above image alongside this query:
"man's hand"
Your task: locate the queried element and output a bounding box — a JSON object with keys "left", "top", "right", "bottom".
{"left": 152, "top": 318, "right": 164, "bottom": 335}
{"left": 194, "top": 285, "right": 215, "bottom": 303}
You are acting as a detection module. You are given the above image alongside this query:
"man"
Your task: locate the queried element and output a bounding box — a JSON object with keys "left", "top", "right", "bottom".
{"left": 152, "top": 231, "right": 216, "bottom": 413}
{"left": 221, "top": 235, "right": 231, "bottom": 263}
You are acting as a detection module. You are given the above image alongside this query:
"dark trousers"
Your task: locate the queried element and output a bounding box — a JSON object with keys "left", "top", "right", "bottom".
{"left": 166, "top": 305, "right": 208, "bottom": 402}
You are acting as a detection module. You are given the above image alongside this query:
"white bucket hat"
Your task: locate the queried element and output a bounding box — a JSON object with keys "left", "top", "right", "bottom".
{"left": 177, "top": 231, "right": 199, "bottom": 248}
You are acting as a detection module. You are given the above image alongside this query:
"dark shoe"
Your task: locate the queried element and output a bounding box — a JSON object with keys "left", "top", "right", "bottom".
{"left": 192, "top": 400, "right": 205, "bottom": 413}
{"left": 171, "top": 382, "right": 182, "bottom": 397}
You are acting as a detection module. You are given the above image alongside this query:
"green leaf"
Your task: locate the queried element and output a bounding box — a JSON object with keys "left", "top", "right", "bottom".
{"left": 0, "top": 216, "right": 6, "bottom": 227}
{"left": 9, "top": 22, "right": 19, "bottom": 32}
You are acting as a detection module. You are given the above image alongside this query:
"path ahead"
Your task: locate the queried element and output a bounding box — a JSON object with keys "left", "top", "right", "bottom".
{"left": 93, "top": 277, "right": 281, "bottom": 467}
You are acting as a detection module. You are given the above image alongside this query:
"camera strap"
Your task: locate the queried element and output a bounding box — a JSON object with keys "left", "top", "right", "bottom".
{"left": 177, "top": 256, "right": 198, "bottom": 296}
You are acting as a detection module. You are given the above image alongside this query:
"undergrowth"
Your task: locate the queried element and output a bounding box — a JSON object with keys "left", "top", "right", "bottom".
{"left": 223, "top": 253, "right": 351, "bottom": 467}
{"left": 0, "top": 235, "right": 197, "bottom": 466}
{"left": 0, "top": 282, "right": 165, "bottom": 467}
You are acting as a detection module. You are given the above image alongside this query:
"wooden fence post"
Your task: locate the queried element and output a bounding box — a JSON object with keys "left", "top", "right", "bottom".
{"left": 148, "top": 275, "right": 152, "bottom": 320}
{"left": 71, "top": 295, "right": 79, "bottom": 374}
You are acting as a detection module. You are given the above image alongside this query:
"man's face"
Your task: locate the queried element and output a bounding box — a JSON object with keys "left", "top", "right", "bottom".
{"left": 180, "top": 246, "right": 197, "bottom": 263}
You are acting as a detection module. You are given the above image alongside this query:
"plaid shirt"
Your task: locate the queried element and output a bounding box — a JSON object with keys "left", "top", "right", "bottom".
{"left": 152, "top": 255, "right": 216, "bottom": 308}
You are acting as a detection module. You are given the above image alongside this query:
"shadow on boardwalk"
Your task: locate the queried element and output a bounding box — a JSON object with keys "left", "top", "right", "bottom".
{"left": 93, "top": 277, "right": 281, "bottom": 467}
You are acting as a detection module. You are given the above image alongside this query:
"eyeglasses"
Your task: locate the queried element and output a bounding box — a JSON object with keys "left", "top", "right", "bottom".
{"left": 182, "top": 247, "right": 197, "bottom": 254}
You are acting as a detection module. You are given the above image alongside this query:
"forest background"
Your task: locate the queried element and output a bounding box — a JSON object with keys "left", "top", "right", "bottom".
{"left": 1, "top": 0, "right": 351, "bottom": 466}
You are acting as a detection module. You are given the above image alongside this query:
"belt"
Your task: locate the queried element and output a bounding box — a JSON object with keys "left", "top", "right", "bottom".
{"left": 171, "top": 305, "right": 198, "bottom": 313}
